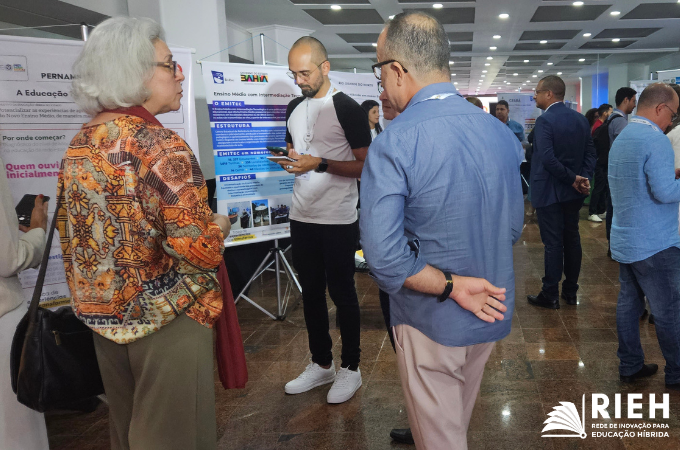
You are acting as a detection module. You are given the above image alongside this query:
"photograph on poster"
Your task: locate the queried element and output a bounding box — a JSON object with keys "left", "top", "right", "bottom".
{"left": 269, "top": 197, "right": 291, "bottom": 225}
{"left": 227, "top": 201, "right": 252, "bottom": 230}
{"left": 252, "top": 199, "right": 270, "bottom": 227}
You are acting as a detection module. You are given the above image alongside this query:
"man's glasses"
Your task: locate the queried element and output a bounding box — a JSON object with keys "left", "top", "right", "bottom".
{"left": 287, "top": 61, "right": 327, "bottom": 80}
{"left": 662, "top": 104, "right": 679, "bottom": 122}
{"left": 534, "top": 89, "right": 549, "bottom": 95}
{"left": 371, "top": 60, "right": 408, "bottom": 80}
{"left": 155, "top": 61, "right": 182, "bottom": 77}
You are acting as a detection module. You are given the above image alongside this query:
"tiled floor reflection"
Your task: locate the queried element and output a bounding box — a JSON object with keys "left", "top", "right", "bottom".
{"left": 46, "top": 204, "right": 680, "bottom": 449}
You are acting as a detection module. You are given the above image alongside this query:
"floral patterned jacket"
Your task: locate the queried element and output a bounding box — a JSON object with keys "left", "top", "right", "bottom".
{"left": 56, "top": 116, "right": 224, "bottom": 344}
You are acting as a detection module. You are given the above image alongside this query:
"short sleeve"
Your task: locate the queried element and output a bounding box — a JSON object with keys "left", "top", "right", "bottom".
{"left": 333, "top": 93, "right": 372, "bottom": 149}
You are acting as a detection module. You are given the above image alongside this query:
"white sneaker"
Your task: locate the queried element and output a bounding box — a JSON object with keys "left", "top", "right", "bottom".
{"left": 588, "top": 214, "right": 603, "bottom": 223}
{"left": 599, "top": 213, "right": 607, "bottom": 219}
{"left": 327, "top": 367, "right": 362, "bottom": 404}
{"left": 284, "top": 361, "right": 336, "bottom": 395}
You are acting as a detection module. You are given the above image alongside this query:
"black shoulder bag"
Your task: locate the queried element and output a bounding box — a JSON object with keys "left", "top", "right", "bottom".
{"left": 9, "top": 203, "right": 104, "bottom": 412}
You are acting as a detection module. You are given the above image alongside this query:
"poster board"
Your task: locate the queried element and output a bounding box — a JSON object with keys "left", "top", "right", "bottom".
{"left": 0, "top": 35, "right": 198, "bottom": 308}
{"left": 498, "top": 92, "right": 542, "bottom": 137}
{"left": 201, "top": 61, "right": 380, "bottom": 246}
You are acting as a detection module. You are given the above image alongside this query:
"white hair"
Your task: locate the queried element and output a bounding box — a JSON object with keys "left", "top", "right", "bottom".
{"left": 71, "top": 17, "right": 164, "bottom": 115}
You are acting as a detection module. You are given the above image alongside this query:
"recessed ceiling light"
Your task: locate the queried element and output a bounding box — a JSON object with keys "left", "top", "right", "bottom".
{"left": 433, "top": 3, "right": 443, "bottom": 9}
{"left": 482, "top": 70, "right": 488, "bottom": 73}
{"left": 524, "top": 60, "right": 529, "bottom": 63}
{"left": 573, "top": 1, "right": 584, "bottom": 6}
{"left": 532, "top": 74, "right": 537, "bottom": 78}
{"left": 579, "top": 58, "right": 585, "bottom": 62}
{"left": 493, "top": 35, "right": 501, "bottom": 39}
{"left": 540, "top": 40, "right": 548, "bottom": 44}
{"left": 454, "top": 82, "right": 458, "bottom": 84}
{"left": 372, "top": 43, "right": 377, "bottom": 47}
{"left": 538, "top": 70, "right": 544, "bottom": 73}
{"left": 583, "top": 33, "right": 592, "bottom": 37}
{"left": 487, "top": 56, "right": 493, "bottom": 60}
{"left": 485, "top": 63, "right": 491, "bottom": 66}
{"left": 547, "top": 62, "right": 554, "bottom": 65}
{"left": 490, "top": 46, "right": 497, "bottom": 50}
{"left": 513, "top": 73, "right": 518, "bottom": 76}
{"left": 389, "top": 15, "right": 395, "bottom": 19}
{"left": 612, "top": 38, "right": 620, "bottom": 42}
{"left": 449, "top": 61, "right": 454, "bottom": 65}
{"left": 499, "top": 13, "right": 509, "bottom": 19}
{"left": 481, "top": 75, "right": 486, "bottom": 78}
{"left": 557, "top": 72, "right": 563, "bottom": 75}
{"left": 610, "top": 11, "right": 620, "bottom": 16}
{"left": 330, "top": 5, "right": 341, "bottom": 10}
{"left": 451, "top": 73, "right": 456, "bottom": 76}
{"left": 523, "top": 83, "right": 527, "bottom": 85}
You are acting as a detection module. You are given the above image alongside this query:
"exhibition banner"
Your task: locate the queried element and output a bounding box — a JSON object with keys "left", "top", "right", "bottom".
{"left": 0, "top": 35, "right": 198, "bottom": 308}
{"left": 498, "top": 92, "right": 542, "bottom": 137}
{"left": 201, "top": 62, "right": 380, "bottom": 246}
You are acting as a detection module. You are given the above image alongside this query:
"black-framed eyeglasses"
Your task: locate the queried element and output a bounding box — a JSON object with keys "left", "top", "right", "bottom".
{"left": 662, "top": 104, "right": 679, "bottom": 122}
{"left": 155, "top": 61, "right": 182, "bottom": 76}
{"left": 377, "top": 81, "right": 383, "bottom": 94}
{"left": 287, "top": 60, "right": 327, "bottom": 80}
{"left": 372, "top": 60, "right": 408, "bottom": 80}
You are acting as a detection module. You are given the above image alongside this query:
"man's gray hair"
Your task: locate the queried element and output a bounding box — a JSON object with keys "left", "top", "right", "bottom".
{"left": 383, "top": 11, "right": 450, "bottom": 78}
{"left": 71, "top": 17, "right": 164, "bottom": 115}
{"left": 638, "top": 82, "right": 678, "bottom": 110}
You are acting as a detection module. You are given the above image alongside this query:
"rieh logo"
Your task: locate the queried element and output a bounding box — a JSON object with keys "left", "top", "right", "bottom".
{"left": 542, "top": 393, "right": 670, "bottom": 439}
{"left": 212, "top": 71, "right": 224, "bottom": 84}
{"left": 240, "top": 73, "right": 268, "bottom": 83}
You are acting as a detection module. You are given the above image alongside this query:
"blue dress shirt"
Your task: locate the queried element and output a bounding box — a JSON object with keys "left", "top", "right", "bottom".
{"left": 506, "top": 119, "right": 526, "bottom": 142}
{"left": 360, "top": 83, "right": 524, "bottom": 348}
{"left": 609, "top": 116, "right": 680, "bottom": 264}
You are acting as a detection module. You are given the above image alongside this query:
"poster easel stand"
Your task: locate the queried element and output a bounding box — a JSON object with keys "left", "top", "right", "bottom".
{"left": 234, "top": 239, "right": 302, "bottom": 320}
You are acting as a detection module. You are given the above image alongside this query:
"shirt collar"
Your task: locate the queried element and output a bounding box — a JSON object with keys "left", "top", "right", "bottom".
{"left": 612, "top": 108, "right": 628, "bottom": 119}
{"left": 544, "top": 101, "right": 563, "bottom": 112}
{"left": 405, "top": 82, "right": 458, "bottom": 110}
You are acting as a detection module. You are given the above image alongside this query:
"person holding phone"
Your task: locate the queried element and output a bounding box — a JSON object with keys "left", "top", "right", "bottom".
{"left": 0, "top": 155, "right": 50, "bottom": 450}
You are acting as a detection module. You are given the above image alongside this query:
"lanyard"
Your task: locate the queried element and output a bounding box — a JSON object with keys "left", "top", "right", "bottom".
{"left": 304, "top": 83, "right": 336, "bottom": 151}
{"left": 406, "top": 92, "right": 459, "bottom": 111}
{"left": 630, "top": 117, "right": 661, "bottom": 132}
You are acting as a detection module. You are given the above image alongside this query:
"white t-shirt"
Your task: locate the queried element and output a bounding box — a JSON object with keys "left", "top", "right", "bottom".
{"left": 285, "top": 88, "right": 371, "bottom": 224}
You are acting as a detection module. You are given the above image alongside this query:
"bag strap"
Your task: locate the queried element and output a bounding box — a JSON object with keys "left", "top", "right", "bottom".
{"left": 27, "top": 198, "right": 61, "bottom": 323}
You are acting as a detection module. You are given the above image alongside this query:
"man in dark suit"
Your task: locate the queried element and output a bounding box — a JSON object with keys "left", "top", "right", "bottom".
{"left": 528, "top": 75, "right": 597, "bottom": 309}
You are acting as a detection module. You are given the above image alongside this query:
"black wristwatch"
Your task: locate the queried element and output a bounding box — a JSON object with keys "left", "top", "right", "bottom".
{"left": 315, "top": 157, "right": 328, "bottom": 173}
{"left": 437, "top": 272, "right": 454, "bottom": 302}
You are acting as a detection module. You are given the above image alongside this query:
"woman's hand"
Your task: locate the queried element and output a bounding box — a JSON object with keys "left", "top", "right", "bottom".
{"left": 211, "top": 213, "right": 230, "bottom": 237}
{"left": 20, "top": 194, "right": 48, "bottom": 233}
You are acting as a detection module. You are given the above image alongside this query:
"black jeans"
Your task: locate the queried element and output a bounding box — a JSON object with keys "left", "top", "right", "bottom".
{"left": 588, "top": 165, "right": 609, "bottom": 215}
{"left": 290, "top": 220, "right": 361, "bottom": 369}
{"left": 536, "top": 198, "right": 585, "bottom": 299}
{"left": 606, "top": 187, "right": 613, "bottom": 242}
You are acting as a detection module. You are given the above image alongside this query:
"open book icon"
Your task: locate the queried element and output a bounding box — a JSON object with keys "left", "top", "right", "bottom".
{"left": 542, "top": 394, "right": 587, "bottom": 439}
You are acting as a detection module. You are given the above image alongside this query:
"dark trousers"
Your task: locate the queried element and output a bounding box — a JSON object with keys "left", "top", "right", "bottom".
{"left": 606, "top": 187, "right": 613, "bottom": 242}
{"left": 290, "top": 220, "right": 361, "bottom": 369}
{"left": 589, "top": 166, "right": 609, "bottom": 215}
{"left": 617, "top": 247, "right": 680, "bottom": 384}
{"left": 536, "top": 198, "right": 585, "bottom": 299}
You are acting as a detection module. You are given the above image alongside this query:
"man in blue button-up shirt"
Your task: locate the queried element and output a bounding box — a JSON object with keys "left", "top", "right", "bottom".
{"left": 360, "top": 11, "right": 524, "bottom": 449}
{"left": 608, "top": 83, "right": 680, "bottom": 389}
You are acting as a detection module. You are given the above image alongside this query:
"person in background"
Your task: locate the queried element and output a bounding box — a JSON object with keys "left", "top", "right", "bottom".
{"left": 666, "top": 84, "right": 680, "bottom": 169}
{"left": 605, "top": 87, "right": 638, "bottom": 256}
{"left": 527, "top": 75, "right": 596, "bottom": 310}
{"left": 608, "top": 83, "right": 680, "bottom": 389}
{"left": 361, "top": 99, "right": 383, "bottom": 140}
{"left": 495, "top": 99, "right": 525, "bottom": 142}
{"left": 588, "top": 102, "right": 615, "bottom": 222}
{"left": 466, "top": 96, "right": 484, "bottom": 109}
{"left": 59, "top": 17, "right": 229, "bottom": 450}
{"left": 585, "top": 107, "right": 599, "bottom": 129}
{"left": 0, "top": 161, "right": 49, "bottom": 450}
{"left": 362, "top": 11, "right": 523, "bottom": 448}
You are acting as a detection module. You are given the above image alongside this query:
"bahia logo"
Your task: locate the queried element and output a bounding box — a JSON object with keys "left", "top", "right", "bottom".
{"left": 542, "top": 393, "right": 671, "bottom": 440}
{"left": 212, "top": 71, "right": 224, "bottom": 84}
{"left": 240, "top": 73, "right": 268, "bottom": 83}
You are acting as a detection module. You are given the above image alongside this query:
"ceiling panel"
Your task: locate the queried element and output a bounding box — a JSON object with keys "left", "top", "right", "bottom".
{"left": 448, "top": 31, "right": 473, "bottom": 42}
{"left": 338, "top": 33, "right": 381, "bottom": 43}
{"left": 398, "top": 0, "right": 474, "bottom": 2}
{"left": 507, "top": 55, "right": 551, "bottom": 61}
{"left": 519, "top": 30, "right": 580, "bottom": 41}
{"left": 580, "top": 40, "right": 636, "bottom": 50}
{"left": 622, "top": 3, "right": 680, "bottom": 20}
{"left": 0, "top": 1, "right": 107, "bottom": 39}
{"left": 353, "top": 45, "right": 378, "bottom": 53}
{"left": 531, "top": 5, "right": 611, "bottom": 22}
{"left": 405, "top": 7, "right": 475, "bottom": 24}
{"left": 450, "top": 43, "right": 473, "bottom": 52}
{"left": 594, "top": 28, "right": 661, "bottom": 39}
{"left": 514, "top": 42, "right": 566, "bottom": 51}
{"left": 303, "top": 8, "right": 384, "bottom": 25}
{"left": 292, "top": 0, "right": 370, "bottom": 3}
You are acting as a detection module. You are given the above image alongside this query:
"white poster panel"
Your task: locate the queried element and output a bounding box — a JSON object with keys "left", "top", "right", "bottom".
{"left": 201, "top": 62, "right": 382, "bottom": 247}
{"left": 0, "top": 35, "right": 198, "bottom": 308}
{"left": 498, "top": 93, "right": 542, "bottom": 136}
{"left": 657, "top": 69, "right": 680, "bottom": 85}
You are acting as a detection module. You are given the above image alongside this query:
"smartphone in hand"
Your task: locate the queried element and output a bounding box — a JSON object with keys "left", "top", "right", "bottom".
{"left": 15, "top": 194, "right": 50, "bottom": 227}
{"left": 266, "top": 146, "right": 289, "bottom": 156}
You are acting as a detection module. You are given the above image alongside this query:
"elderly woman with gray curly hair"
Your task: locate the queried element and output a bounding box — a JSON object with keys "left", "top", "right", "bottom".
{"left": 57, "top": 16, "right": 230, "bottom": 450}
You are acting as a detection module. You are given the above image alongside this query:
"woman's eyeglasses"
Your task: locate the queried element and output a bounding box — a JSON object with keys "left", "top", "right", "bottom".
{"left": 155, "top": 61, "right": 182, "bottom": 77}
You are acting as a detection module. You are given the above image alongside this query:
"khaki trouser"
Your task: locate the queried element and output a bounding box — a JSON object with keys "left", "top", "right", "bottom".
{"left": 394, "top": 324, "right": 495, "bottom": 450}
{"left": 93, "top": 313, "right": 216, "bottom": 450}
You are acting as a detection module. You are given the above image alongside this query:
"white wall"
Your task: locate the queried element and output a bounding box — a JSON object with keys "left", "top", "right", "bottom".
{"left": 226, "top": 20, "right": 253, "bottom": 63}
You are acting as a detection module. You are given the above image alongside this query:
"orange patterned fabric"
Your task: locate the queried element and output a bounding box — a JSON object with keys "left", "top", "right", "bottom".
{"left": 56, "top": 116, "right": 224, "bottom": 344}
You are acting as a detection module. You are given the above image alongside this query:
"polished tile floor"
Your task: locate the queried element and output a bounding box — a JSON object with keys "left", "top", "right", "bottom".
{"left": 46, "top": 204, "right": 680, "bottom": 449}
